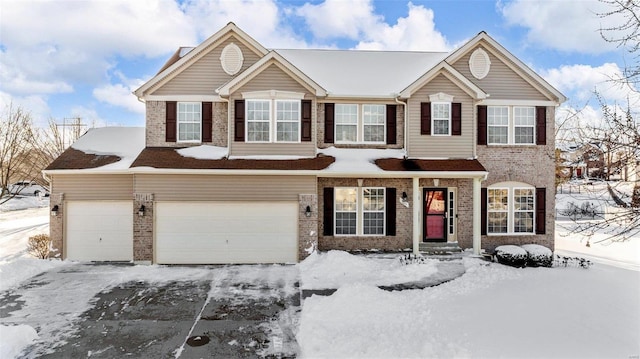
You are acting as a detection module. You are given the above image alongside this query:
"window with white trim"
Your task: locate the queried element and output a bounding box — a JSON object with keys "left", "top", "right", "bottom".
{"left": 487, "top": 106, "right": 535, "bottom": 145}
{"left": 432, "top": 102, "right": 451, "bottom": 135}
{"left": 487, "top": 182, "right": 535, "bottom": 235}
{"left": 246, "top": 99, "right": 300, "bottom": 142}
{"left": 177, "top": 102, "right": 202, "bottom": 142}
{"left": 335, "top": 187, "right": 385, "bottom": 236}
{"left": 335, "top": 104, "right": 386, "bottom": 143}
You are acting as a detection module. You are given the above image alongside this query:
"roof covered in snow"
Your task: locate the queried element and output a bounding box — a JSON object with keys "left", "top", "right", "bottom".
{"left": 276, "top": 49, "right": 447, "bottom": 98}
{"left": 45, "top": 127, "right": 145, "bottom": 171}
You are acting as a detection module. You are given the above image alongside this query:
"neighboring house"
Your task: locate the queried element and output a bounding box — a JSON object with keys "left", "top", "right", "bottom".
{"left": 44, "top": 23, "right": 565, "bottom": 264}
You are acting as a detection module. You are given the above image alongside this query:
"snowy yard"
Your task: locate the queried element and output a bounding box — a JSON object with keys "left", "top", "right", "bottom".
{"left": 1, "top": 185, "right": 639, "bottom": 358}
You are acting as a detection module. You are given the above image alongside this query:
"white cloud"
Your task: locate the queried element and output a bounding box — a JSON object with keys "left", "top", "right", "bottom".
{"left": 93, "top": 74, "right": 146, "bottom": 115}
{"left": 296, "top": 0, "right": 381, "bottom": 39}
{"left": 499, "top": 0, "right": 619, "bottom": 54}
{"left": 541, "top": 63, "right": 640, "bottom": 107}
{"left": 0, "top": 91, "right": 51, "bottom": 127}
{"left": 296, "top": 1, "right": 450, "bottom": 51}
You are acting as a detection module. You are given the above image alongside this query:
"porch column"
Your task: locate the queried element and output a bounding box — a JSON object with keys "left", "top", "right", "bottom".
{"left": 412, "top": 177, "right": 420, "bottom": 254}
{"left": 472, "top": 177, "right": 482, "bottom": 255}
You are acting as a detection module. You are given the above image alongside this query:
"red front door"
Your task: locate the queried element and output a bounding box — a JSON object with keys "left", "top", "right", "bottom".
{"left": 424, "top": 189, "right": 447, "bottom": 242}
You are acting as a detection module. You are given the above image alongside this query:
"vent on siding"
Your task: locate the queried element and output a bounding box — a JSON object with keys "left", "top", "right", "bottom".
{"left": 469, "top": 48, "right": 491, "bottom": 80}
{"left": 220, "top": 43, "right": 244, "bottom": 76}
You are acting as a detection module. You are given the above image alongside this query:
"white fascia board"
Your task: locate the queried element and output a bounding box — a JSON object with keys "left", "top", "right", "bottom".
{"left": 399, "top": 63, "right": 487, "bottom": 99}
{"left": 479, "top": 99, "right": 560, "bottom": 107}
{"left": 218, "top": 52, "right": 327, "bottom": 97}
{"left": 446, "top": 32, "right": 567, "bottom": 103}
{"left": 135, "top": 23, "right": 268, "bottom": 98}
{"left": 46, "top": 167, "right": 488, "bottom": 180}
{"left": 143, "top": 95, "right": 223, "bottom": 102}
{"left": 323, "top": 94, "right": 399, "bottom": 101}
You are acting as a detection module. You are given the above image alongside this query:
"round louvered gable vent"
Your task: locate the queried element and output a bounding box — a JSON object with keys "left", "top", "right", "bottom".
{"left": 220, "top": 43, "right": 244, "bottom": 75}
{"left": 469, "top": 48, "right": 491, "bottom": 80}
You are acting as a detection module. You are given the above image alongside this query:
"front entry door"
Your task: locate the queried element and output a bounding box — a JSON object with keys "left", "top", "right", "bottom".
{"left": 423, "top": 188, "right": 447, "bottom": 242}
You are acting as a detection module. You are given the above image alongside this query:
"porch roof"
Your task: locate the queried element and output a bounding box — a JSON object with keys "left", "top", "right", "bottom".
{"left": 375, "top": 158, "right": 487, "bottom": 172}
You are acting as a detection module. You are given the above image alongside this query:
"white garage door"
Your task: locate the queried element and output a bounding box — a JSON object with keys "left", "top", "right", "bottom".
{"left": 155, "top": 202, "right": 298, "bottom": 264}
{"left": 66, "top": 201, "right": 133, "bottom": 261}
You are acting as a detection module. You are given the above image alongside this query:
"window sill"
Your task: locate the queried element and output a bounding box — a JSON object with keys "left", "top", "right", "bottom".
{"left": 487, "top": 232, "right": 536, "bottom": 236}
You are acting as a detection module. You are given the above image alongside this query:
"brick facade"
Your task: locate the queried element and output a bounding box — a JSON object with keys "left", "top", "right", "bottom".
{"left": 318, "top": 178, "right": 413, "bottom": 251}
{"left": 146, "top": 100, "right": 228, "bottom": 148}
{"left": 49, "top": 193, "right": 64, "bottom": 259}
{"left": 298, "top": 194, "right": 318, "bottom": 260}
{"left": 476, "top": 106, "right": 556, "bottom": 252}
{"left": 133, "top": 194, "right": 154, "bottom": 262}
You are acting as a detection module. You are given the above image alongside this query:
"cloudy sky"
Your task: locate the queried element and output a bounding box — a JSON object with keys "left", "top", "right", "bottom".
{"left": 0, "top": 0, "right": 637, "bottom": 128}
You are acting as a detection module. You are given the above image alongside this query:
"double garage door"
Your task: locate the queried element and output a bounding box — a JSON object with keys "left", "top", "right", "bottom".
{"left": 155, "top": 202, "right": 298, "bottom": 264}
{"left": 64, "top": 200, "right": 298, "bottom": 264}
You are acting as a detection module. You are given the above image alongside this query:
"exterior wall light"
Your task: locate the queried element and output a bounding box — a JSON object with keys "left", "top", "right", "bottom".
{"left": 402, "top": 192, "right": 408, "bottom": 201}
{"left": 51, "top": 205, "right": 59, "bottom": 217}
{"left": 305, "top": 205, "right": 312, "bottom": 217}
{"left": 138, "top": 205, "right": 146, "bottom": 217}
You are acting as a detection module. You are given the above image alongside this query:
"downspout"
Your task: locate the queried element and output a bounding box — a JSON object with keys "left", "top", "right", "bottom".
{"left": 394, "top": 96, "right": 408, "bottom": 156}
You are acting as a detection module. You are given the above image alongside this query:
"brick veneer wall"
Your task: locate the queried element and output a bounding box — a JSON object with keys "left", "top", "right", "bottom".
{"left": 146, "top": 101, "right": 228, "bottom": 148}
{"left": 298, "top": 194, "right": 318, "bottom": 260}
{"left": 133, "top": 194, "right": 153, "bottom": 262}
{"left": 476, "top": 106, "right": 556, "bottom": 252}
{"left": 49, "top": 193, "right": 64, "bottom": 259}
{"left": 318, "top": 178, "right": 413, "bottom": 251}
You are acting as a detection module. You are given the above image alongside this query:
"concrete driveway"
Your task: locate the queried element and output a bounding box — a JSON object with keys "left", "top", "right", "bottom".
{"left": 0, "top": 263, "right": 300, "bottom": 358}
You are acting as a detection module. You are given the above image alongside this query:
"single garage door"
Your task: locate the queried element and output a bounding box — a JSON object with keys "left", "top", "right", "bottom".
{"left": 155, "top": 202, "right": 298, "bottom": 264}
{"left": 66, "top": 201, "right": 133, "bottom": 261}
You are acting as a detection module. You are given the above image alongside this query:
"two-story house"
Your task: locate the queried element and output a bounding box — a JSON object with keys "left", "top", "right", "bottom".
{"left": 44, "top": 23, "right": 565, "bottom": 264}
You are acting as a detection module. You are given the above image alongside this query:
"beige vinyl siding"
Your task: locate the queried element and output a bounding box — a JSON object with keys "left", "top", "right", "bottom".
{"left": 51, "top": 174, "right": 133, "bottom": 200}
{"left": 135, "top": 174, "right": 316, "bottom": 201}
{"left": 451, "top": 44, "right": 550, "bottom": 101}
{"left": 407, "top": 74, "right": 475, "bottom": 158}
{"left": 150, "top": 35, "right": 262, "bottom": 96}
{"left": 230, "top": 63, "right": 316, "bottom": 157}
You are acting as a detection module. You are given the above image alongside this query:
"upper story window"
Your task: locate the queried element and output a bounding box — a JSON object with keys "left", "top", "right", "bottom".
{"left": 242, "top": 90, "right": 305, "bottom": 143}
{"left": 487, "top": 106, "right": 535, "bottom": 145}
{"left": 431, "top": 102, "right": 451, "bottom": 136}
{"left": 335, "top": 104, "right": 386, "bottom": 143}
{"left": 177, "top": 102, "right": 202, "bottom": 142}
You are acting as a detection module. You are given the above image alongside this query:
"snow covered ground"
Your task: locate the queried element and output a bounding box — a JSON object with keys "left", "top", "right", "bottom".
{"left": 1, "top": 184, "right": 639, "bottom": 358}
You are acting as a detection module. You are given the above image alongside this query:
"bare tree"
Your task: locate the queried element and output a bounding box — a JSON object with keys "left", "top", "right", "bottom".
{"left": 0, "top": 103, "right": 40, "bottom": 203}
{"left": 599, "top": 0, "right": 640, "bottom": 91}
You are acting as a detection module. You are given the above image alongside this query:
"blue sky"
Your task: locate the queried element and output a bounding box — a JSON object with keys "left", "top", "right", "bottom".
{"left": 0, "top": 0, "right": 636, "bottom": 128}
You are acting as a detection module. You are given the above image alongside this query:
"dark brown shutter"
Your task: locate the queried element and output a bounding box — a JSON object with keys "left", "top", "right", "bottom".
{"left": 536, "top": 188, "right": 546, "bottom": 234}
{"left": 202, "top": 102, "right": 212, "bottom": 142}
{"left": 536, "top": 106, "right": 546, "bottom": 145}
{"left": 323, "top": 187, "right": 334, "bottom": 236}
{"left": 386, "top": 104, "right": 397, "bottom": 145}
{"left": 324, "top": 103, "right": 334, "bottom": 143}
{"left": 234, "top": 100, "right": 245, "bottom": 142}
{"left": 481, "top": 187, "right": 488, "bottom": 235}
{"left": 301, "top": 100, "right": 312, "bottom": 142}
{"left": 165, "top": 101, "right": 176, "bottom": 142}
{"left": 452, "top": 102, "right": 462, "bottom": 136}
{"left": 385, "top": 187, "right": 396, "bottom": 236}
{"left": 477, "top": 105, "right": 487, "bottom": 145}
{"left": 420, "top": 102, "right": 431, "bottom": 135}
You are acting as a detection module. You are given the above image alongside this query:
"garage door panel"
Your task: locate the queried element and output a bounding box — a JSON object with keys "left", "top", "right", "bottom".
{"left": 156, "top": 202, "right": 298, "bottom": 264}
{"left": 66, "top": 201, "right": 133, "bottom": 262}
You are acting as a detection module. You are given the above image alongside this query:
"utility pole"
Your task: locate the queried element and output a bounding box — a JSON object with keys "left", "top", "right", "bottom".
{"left": 56, "top": 117, "right": 86, "bottom": 149}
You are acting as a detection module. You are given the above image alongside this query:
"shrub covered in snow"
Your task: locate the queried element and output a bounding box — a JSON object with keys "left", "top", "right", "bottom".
{"left": 494, "top": 245, "right": 528, "bottom": 268}
{"left": 521, "top": 244, "right": 553, "bottom": 267}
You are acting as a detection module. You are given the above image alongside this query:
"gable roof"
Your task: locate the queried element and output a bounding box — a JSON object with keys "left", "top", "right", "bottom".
{"left": 399, "top": 62, "right": 487, "bottom": 99}
{"left": 276, "top": 49, "right": 446, "bottom": 98}
{"left": 217, "top": 51, "right": 327, "bottom": 97}
{"left": 445, "top": 32, "right": 567, "bottom": 103}
{"left": 134, "top": 22, "right": 267, "bottom": 98}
